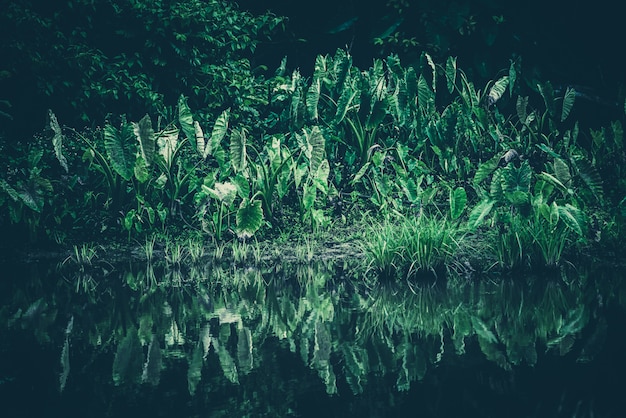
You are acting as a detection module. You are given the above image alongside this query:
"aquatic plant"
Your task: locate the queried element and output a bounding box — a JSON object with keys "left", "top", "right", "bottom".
{"left": 142, "top": 235, "right": 157, "bottom": 263}
{"left": 187, "top": 237, "right": 205, "bottom": 264}
{"left": 63, "top": 243, "right": 98, "bottom": 271}
{"left": 164, "top": 240, "right": 186, "bottom": 267}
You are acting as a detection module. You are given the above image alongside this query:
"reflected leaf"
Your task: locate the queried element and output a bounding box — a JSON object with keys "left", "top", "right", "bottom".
{"left": 142, "top": 335, "right": 162, "bottom": 387}
{"left": 577, "top": 318, "right": 607, "bottom": 363}
{"left": 112, "top": 327, "right": 142, "bottom": 386}
{"left": 187, "top": 343, "right": 204, "bottom": 395}
{"left": 59, "top": 337, "right": 70, "bottom": 392}
{"left": 236, "top": 327, "right": 253, "bottom": 375}
{"left": 214, "top": 337, "right": 239, "bottom": 384}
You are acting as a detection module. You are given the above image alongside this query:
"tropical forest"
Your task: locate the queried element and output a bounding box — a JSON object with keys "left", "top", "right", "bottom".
{"left": 1, "top": 1, "right": 625, "bottom": 417}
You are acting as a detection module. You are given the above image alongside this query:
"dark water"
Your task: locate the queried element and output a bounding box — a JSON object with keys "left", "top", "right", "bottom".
{"left": 1, "top": 257, "right": 625, "bottom": 418}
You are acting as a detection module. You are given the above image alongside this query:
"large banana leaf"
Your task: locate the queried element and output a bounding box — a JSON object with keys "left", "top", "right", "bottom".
{"left": 104, "top": 121, "right": 136, "bottom": 181}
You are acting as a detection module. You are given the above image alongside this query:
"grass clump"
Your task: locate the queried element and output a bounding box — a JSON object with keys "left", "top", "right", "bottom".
{"left": 362, "top": 215, "right": 461, "bottom": 281}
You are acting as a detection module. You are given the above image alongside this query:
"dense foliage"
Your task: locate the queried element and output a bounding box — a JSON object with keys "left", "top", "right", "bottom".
{"left": 1, "top": 0, "right": 625, "bottom": 275}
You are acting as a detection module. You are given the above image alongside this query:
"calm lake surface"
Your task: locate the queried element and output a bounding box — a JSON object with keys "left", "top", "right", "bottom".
{"left": 1, "top": 255, "right": 625, "bottom": 418}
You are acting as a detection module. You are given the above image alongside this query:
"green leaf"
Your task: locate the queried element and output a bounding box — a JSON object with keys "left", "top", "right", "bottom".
{"left": 302, "top": 183, "right": 316, "bottom": 211}
{"left": 104, "top": 121, "right": 135, "bottom": 181}
{"left": 574, "top": 158, "right": 603, "bottom": 201}
{"left": 561, "top": 87, "right": 576, "bottom": 122}
{"left": 194, "top": 121, "right": 205, "bottom": 157}
{"left": 297, "top": 126, "right": 326, "bottom": 175}
{"left": 313, "top": 159, "right": 330, "bottom": 195}
{"left": 204, "top": 182, "right": 237, "bottom": 207}
{"left": 553, "top": 158, "right": 572, "bottom": 189}
{"left": 206, "top": 108, "right": 230, "bottom": 161}
{"left": 424, "top": 52, "right": 436, "bottom": 93}
{"left": 539, "top": 172, "right": 568, "bottom": 193}
{"left": 306, "top": 77, "right": 321, "bottom": 120}
{"left": 133, "top": 114, "right": 155, "bottom": 167}
{"left": 417, "top": 75, "right": 433, "bottom": 112}
{"left": 449, "top": 186, "right": 467, "bottom": 220}
{"left": 508, "top": 59, "right": 517, "bottom": 96}
{"left": 134, "top": 155, "right": 149, "bottom": 183}
{"left": 0, "top": 179, "right": 20, "bottom": 202}
{"left": 334, "top": 79, "right": 358, "bottom": 125}
{"left": 178, "top": 95, "right": 196, "bottom": 150}
{"left": 445, "top": 56, "right": 457, "bottom": 93}
{"left": 516, "top": 96, "right": 528, "bottom": 123}
{"left": 503, "top": 161, "right": 532, "bottom": 196}
{"left": 350, "top": 161, "right": 371, "bottom": 185}
{"left": 48, "top": 110, "right": 68, "bottom": 172}
{"left": 488, "top": 76, "right": 509, "bottom": 105}
{"left": 473, "top": 156, "right": 499, "bottom": 185}
{"left": 537, "top": 81, "right": 556, "bottom": 117}
{"left": 468, "top": 199, "right": 494, "bottom": 229}
{"left": 557, "top": 204, "right": 585, "bottom": 236}
{"left": 156, "top": 126, "right": 179, "bottom": 167}
{"left": 230, "top": 128, "right": 247, "bottom": 173}
{"left": 236, "top": 198, "right": 264, "bottom": 239}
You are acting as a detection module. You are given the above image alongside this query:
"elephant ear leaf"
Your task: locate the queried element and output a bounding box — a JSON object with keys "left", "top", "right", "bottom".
{"left": 105, "top": 120, "right": 135, "bottom": 181}
{"left": 561, "top": 87, "right": 576, "bottom": 122}
{"left": 230, "top": 128, "right": 247, "bottom": 173}
{"left": 236, "top": 198, "right": 264, "bottom": 239}
{"left": 178, "top": 95, "right": 196, "bottom": 151}
{"left": 48, "top": 110, "right": 68, "bottom": 173}
{"left": 449, "top": 186, "right": 467, "bottom": 220}
{"left": 133, "top": 114, "right": 155, "bottom": 167}
{"left": 205, "top": 108, "right": 230, "bottom": 159}
{"left": 445, "top": 56, "right": 457, "bottom": 93}
{"left": 468, "top": 199, "right": 494, "bottom": 229}
{"left": 488, "top": 76, "right": 508, "bottom": 105}
{"left": 308, "top": 126, "right": 325, "bottom": 175}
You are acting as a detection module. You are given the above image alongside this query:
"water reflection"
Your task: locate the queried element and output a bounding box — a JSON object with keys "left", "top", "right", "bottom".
{"left": 1, "top": 257, "right": 625, "bottom": 417}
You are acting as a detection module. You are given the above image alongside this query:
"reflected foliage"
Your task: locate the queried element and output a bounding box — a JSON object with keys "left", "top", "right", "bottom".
{"left": 2, "top": 257, "right": 625, "bottom": 416}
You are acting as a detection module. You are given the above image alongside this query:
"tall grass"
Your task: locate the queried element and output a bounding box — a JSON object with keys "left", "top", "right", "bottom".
{"left": 528, "top": 220, "right": 570, "bottom": 267}
{"left": 490, "top": 216, "right": 532, "bottom": 271}
{"left": 400, "top": 216, "right": 460, "bottom": 278}
{"left": 361, "top": 220, "right": 402, "bottom": 279}
{"left": 361, "top": 215, "right": 461, "bottom": 280}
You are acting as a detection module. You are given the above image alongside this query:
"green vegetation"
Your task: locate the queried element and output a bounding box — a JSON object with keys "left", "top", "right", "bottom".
{"left": 1, "top": 1, "right": 625, "bottom": 281}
